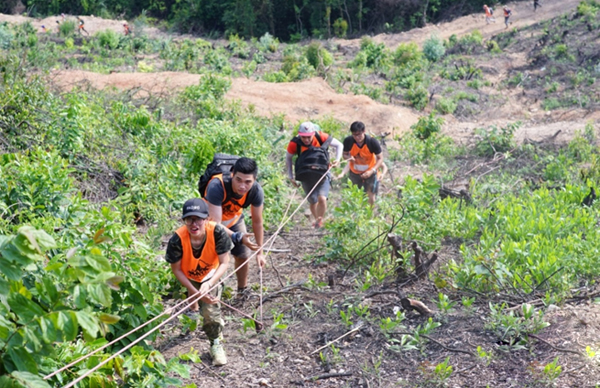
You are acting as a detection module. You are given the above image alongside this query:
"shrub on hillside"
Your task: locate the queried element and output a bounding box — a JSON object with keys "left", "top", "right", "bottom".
{"left": 96, "top": 29, "right": 120, "bottom": 50}
{"left": 0, "top": 24, "right": 13, "bottom": 49}
{"left": 59, "top": 20, "right": 76, "bottom": 37}
{"left": 393, "top": 42, "right": 423, "bottom": 66}
{"left": 406, "top": 84, "right": 429, "bottom": 110}
{"left": 412, "top": 112, "right": 444, "bottom": 140}
{"left": 305, "top": 42, "right": 334, "bottom": 71}
{"left": 423, "top": 35, "right": 445, "bottom": 62}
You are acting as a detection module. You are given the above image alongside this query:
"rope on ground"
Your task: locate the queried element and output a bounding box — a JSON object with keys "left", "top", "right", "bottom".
{"left": 54, "top": 167, "right": 332, "bottom": 387}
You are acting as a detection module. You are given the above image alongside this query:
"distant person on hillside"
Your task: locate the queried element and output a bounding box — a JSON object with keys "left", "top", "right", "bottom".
{"left": 165, "top": 198, "right": 230, "bottom": 366}
{"left": 341, "top": 121, "right": 384, "bottom": 206}
{"left": 534, "top": 0, "right": 542, "bottom": 12}
{"left": 483, "top": 5, "right": 495, "bottom": 24}
{"left": 61, "top": 13, "right": 66, "bottom": 22}
{"left": 123, "top": 23, "right": 131, "bottom": 36}
{"left": 41, "top": 25, "right": 46, "bottom": 33}
{"left": 286, "top": 122, "right": 343, "bottom": 228}
{"left": 55, "top": 20, "right": 60, "bottom": 34}
{"left": 77, "top": 17, "right": 89, "bottom": 35}
{"left": 503, "top": 6, "right": 513, "bottom": 28}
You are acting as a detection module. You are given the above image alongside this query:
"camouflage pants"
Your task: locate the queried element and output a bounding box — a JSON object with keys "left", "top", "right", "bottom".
{"left": 190, "top": 280, "right": 224, "bottom": 342}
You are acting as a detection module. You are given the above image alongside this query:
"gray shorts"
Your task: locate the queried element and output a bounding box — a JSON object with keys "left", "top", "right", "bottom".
{"left": 230, "top": 218, "right": 250, "bottom": 259}
{"left": 349, "top": 171, "right": 378, "bottom": 193}
{"left": 300, "top": 174, "right": 331, "bottom": 204}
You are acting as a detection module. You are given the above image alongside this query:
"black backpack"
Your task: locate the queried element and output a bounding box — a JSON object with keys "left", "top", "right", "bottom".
{"left": 293, "top": 133, "right": 334, "bottom": 182}
{"left": 198, "top": 153, "right": 240, "bottom": 197}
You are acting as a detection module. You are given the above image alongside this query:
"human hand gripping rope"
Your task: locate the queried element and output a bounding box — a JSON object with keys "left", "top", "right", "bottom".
{"left": 49, "top": 166, "right": 333, "bottom": 387}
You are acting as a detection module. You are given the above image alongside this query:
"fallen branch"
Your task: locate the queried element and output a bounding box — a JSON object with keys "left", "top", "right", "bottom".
{"left": 260, "top": 280, "right": 307, "bottom": 304}
{"left": 342, "top": 210, "right": 404, "bottom": 279}
{"left": 401, "top": 298, "right": 433, "bottom": 316}
{"left": 528, "top": 334, "right": 584, "bottom": 357}
{"left": 310, "top": 323, "right": 364, "bottom": 355}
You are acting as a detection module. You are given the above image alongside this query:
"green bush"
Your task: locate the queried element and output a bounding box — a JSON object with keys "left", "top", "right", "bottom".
{"left": 406, "top": 84, "right": 429, "bottom": 110}
{"left": 422, "top": 35, "right": 445, "bottom": 62}
{"left": 305, "top": 42, "right": 334, "bottom": 71}
{"left": 263, "top": 70, "right": 289, "bottom": 82}
{"left": 257, "top": 32, "right": 279, "bottom": 52}
{"left": 282, "top": 55, "right": 316, "bottom": 81}
{"left": 357, "top": 37, "right": 389, "bottom": 70}
{"left": 393, "top": 42, "right": 423, "bottom": 66}
{"left": 228, "top": 34, "right": 250, "bottom": 58}
{"left": 412, "top": 112, "right": 444, "bottom": 140}
{"left": 333, "top": 18, "right": 348, "bottom": 38}
{"left": 435, "top": 97, "right": 457, "bottom": 114}
{"left": 0, "top": 24, "right": 14, "bottom": 49}
{"left": 58, "top": 20, "right": 76, "bottom": 37}
{"left": 474, "top": 122, "right": 520, "bottom": 156}
{"left": 96, "top": 29, "right": 120, "bottom": 50}
{"left": 486, "top": 40, "right": 501, "bottom": 53}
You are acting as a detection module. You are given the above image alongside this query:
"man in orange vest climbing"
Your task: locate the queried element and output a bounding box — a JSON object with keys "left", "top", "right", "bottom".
{"left": 204, "top": 157, "right": 265, "bottom": 300}
{"left": 483, "top": 5, "right": 495, "bottom": 24}
{"left": 342, "top": 121, "right": 384, "bottom": 205}
{"left": 165, "top": 198, "right": 231, "bottom": 366}
{"left": 77, "top": 16, "right": 89, "bottom": 35}
{"left": 503, "top": 6, "right": 513, "bottom": 28}
{"left": 286, "top": 122, "right": 343, "bottom": 228}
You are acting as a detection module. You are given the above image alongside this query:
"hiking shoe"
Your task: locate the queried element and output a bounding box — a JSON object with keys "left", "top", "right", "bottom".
{"left": 313, "top": 217, "right": 324, "bottom": 229}
{"left": 210, "top": 339, "right": 227, "bottom": 366}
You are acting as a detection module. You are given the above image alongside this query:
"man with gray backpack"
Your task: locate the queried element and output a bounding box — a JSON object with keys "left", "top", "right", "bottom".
{"left": 285, "top": 122, "right": 343, "bottom": 228}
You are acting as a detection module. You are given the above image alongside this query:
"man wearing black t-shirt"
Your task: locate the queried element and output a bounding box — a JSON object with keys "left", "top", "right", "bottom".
{"left": 204, "top": 157, "right": 265, "bottom": 298}
{"left": 342, "top": 121, "right": 384, "bottom": 205}
{"left": 165, "top": 198, "right": 231, "bottom": 365}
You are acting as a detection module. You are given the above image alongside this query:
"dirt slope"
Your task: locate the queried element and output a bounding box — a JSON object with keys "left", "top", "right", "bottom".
{"left": 335, "top": 0, "right": 584, "bottom": 49}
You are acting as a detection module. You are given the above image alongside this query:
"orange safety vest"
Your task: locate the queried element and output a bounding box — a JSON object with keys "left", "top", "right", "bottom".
{"left": 205, "top": 174, "right": 249, "bottom": 227}
{"left": 348, "top": 141, "right": 377, "bottom": 175}
{"left": 176, "top": 223, "right": 219, "bottom": 283}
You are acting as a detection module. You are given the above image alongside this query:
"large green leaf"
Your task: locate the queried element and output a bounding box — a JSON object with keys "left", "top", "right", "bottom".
{"left": 85, "top": 249, "right": 111, "bottom": 272}
{"left": 0, "top": 258, "right": 23, "bottom": 281}
{"left": 18, "top": 226, "right": 56, "bottom": 254}
{"left": 72, "top": 284, "right": 88, "bottom": 309}
{"left": 8, "top": 293, "right": 45, "bottom": 322}
{"left": 0, "top": 276, "right": 9, "bottom": 295}
{"left": 0, "top": 315, "right": 15, "bottom": 341}
{"left": 41, "top": 278, "right": 58, "bottom": 305}
{"left": 7, "top": 346, "right": 38, "bottom": 374}
{"left": 38, "top": 317, "right": 57, "bottom": 344}
{"left": 98, "top": 313, "right": 120, "bottom": 324}
{"left": 57, "top": 311, "right": 78, "bottom": 341}
{"left": 75, "top": 310, "right": 99, "bottom": 338}
{"left": 88, "top": 283, "right": 112, "bottom": 308}
{"left": 11, "top": 371, "right": 51, "bottom": 388}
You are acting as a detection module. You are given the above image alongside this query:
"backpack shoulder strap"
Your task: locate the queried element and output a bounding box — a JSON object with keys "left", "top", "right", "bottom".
{"left": 320, "top": 133, "right": 334, "bottom": 148}
{"left": 292, "top": 137, "right": 303, "bottom": 156}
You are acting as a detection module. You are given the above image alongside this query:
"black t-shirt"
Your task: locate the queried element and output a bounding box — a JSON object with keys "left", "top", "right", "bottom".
{"left": 205, "top": 177, "right": 264, "bottom": 208}
{"left": 343, "top": 134, "right": 382, "bottom": 155}
{"left": 164, "top": 223, "right": 233, "bottom": 264}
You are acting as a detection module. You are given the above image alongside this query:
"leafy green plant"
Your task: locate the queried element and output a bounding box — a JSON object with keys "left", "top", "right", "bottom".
{"left": 406, "top": 83, "right": 429, "bottom": 110}
{"left": 305, "top": 42, "right": 333, "bottom": 71}
{"left": 419, "top": 357, "right": 453, "bottom": 386}
{"left": 256, "top": 32, "right": 279, "bottom": 53}
{"left": 412, "top": 112, "right": 444, "bottom": 140}
{"left": 59, "top": 20, "right": 76, "bottom": 37}
{"left": 435, "top": 293, "right": 456, "bottom": 314}
{"left": 474, "top": 122, "right": 520, "bottom": 156}
{"left": 484, "top": 303, "right": 550, "bottom": 348}
{"left": 423, "top": 35, "right": 445, "bottom": 62}
{"left": 435, "top": 97, "right": 456, "bottom": 114}
{"left": 96, "top": 29, "right": 120, "bottom": 50}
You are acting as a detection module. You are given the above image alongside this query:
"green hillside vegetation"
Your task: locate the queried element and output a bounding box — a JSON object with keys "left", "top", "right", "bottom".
{"left": 10, "top": 0, "right": 514, "bottom": 40}
{"left": 1, "top": 3, "right": 600, "bottom": 386}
